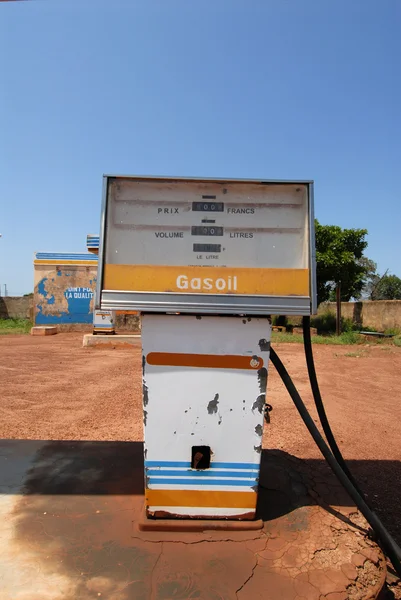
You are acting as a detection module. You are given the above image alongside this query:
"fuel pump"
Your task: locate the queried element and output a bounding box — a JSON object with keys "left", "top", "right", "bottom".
{"left": 93, "top": 309, "right": 115, "bottom": 335}
{"left": 96, "top": 175, "right": 401, "bottom": 577}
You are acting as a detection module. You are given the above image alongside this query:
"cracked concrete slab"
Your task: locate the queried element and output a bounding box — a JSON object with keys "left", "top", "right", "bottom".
{"left": 0, "top": 440, "right": 387, "bottom": 599}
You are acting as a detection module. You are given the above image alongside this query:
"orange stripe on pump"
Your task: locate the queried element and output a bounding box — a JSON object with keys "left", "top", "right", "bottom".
{"left": 146, "top": 352, "right": 264, "bottom": 370}
{"left": 103, "top": 264, "right": 310, "bottom": 296}
{"left": 146, "top": 489, "right": 257, "bottom": 509}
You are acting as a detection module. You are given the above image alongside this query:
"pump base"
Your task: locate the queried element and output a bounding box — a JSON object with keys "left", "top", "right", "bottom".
{"left": 138, "top": 504, "right": 263, "bottom": 531}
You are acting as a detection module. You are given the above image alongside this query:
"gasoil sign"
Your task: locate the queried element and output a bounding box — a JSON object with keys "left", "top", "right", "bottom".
{"left": 96, "top": 176, "right": 316, "bottom": 315}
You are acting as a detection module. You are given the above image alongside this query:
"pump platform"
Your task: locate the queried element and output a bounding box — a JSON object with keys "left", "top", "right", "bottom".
{"left": 30, "top": 325, "right": 58, "bottom": 336}
{"left": 83, "top": 333, "right": 140, "bottom": 347}
{"left": 0, "top": 439, "right": 388, "bottom": 600}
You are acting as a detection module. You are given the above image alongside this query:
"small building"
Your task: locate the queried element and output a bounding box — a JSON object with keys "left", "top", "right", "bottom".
{"left": 34, "top": 236, "right": 99, "bottom": 329}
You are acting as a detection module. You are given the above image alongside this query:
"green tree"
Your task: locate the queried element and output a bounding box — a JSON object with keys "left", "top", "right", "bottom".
{"left": 315, "top": 220, "right": 368, "bottom": 304}
{"left": 370, "top": 274, "right": 401, "bottom": 300}
{"left": 358, "top": 257, "right": 379, "bottom": 299}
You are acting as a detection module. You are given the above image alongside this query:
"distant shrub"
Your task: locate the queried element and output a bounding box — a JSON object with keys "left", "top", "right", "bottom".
{"left": 311, "top": 311, "right": 336, "bottom": 333}
{"left": 338, "top": 331, "right": 361, "bottom": 345}
{"left": 311, "top": 311, "right": 373, "bottom": 334}
{"left": 0, "top": 318, "right": 31, "bottom": 335}
{"left": 272, "top": 315, "right": 288, "bottom": 328}
{"left": 384, "top": 327, "right": 401, "bottom": 336}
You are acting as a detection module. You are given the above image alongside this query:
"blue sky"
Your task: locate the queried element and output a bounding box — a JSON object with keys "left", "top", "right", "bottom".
{"left": 1, "top": 0, "right": 400, "bottom": 296}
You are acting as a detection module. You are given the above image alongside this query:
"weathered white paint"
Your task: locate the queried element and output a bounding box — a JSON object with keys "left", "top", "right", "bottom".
{"left": 142, "top": 314, "right": 271, "bottom": 519}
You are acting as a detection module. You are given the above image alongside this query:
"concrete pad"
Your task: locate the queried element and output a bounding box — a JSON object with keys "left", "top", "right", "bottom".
{"left": 30, "top": 326, "right": 58, "bottom": 336}
{"left": 83, "top": 333, "right": 140, "bottom": 348}
{"left": 0, "top": 440, "right": 387, "bottom": 600}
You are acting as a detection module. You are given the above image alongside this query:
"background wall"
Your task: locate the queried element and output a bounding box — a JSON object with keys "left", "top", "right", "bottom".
{"left": 3, "top": 293, "right": 399, "bottom": 333}
{"left": 115, "top": 313, "right": 141, "bottom": 332}
{"left": 317, "top": 300, "right": 401, "bottom": 331}
{"left": 0, "top": 296, "right": 32, "bottom": 320}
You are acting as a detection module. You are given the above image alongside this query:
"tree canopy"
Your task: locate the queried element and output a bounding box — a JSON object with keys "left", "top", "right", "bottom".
{"left": 370, "top": 274, "right": 401, "bottom": 300}
{"left": 315, "top": 220, "right": 368, "bottom": 304}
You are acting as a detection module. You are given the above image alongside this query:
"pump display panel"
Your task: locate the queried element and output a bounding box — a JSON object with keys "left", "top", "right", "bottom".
{"left": 96, "top": 176, "right": 316, "bottom": 315}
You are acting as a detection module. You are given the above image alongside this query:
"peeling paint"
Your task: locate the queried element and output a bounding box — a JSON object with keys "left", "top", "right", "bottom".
{"left": 252, "top": 394, "right": 265, "bottom": 414}
{"left": 142, "top": 356, "right": 149, "bottom": 406}
{"left": 34, "top": 268, "right": 97, "bottom": 325}
{"left": 143, "top": 410, "right": 148, "bottom": 426}
{"left": 254, "top": 444, "right": 262, "bottom": 454}
{"left": 257, "top": 367, "right": 268, "bottom": 393}
{"left": 254, "top": 424, "right": 263, "bottom": 436}
{"left": 143, "top": 385, "right": 149, "bottom": 407}
{"left": 258, "top": 338, "right": 270, "bottom": 352}
{"left": 207, "top": 394, "right": 219, "bottom": 415}
{"left": 38, "top": 279, "right": 48, "bottom": 298}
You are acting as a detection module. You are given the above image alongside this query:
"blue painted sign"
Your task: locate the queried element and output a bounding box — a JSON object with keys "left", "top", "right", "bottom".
{"left": 35, "top": 274, "right": 96, "bottom": 325}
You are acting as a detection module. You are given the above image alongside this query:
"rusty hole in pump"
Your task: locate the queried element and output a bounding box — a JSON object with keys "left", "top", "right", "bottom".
{"left": 191, "top": 446, "right": 211, "bottom": 470}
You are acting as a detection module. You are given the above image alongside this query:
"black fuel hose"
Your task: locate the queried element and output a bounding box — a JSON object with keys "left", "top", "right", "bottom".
{"left": 302, "top": 315, "right": 365, "bottom": 498}
{"left": 269, "top": 346, "right": 401, "bottom": 578}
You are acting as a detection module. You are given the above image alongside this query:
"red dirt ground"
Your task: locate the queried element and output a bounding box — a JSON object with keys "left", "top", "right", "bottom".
{"left": 1, "top": 333, "right": 400, "bottom": 594}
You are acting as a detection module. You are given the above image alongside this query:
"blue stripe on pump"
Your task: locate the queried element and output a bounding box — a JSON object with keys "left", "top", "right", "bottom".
{"left": 145, "top": 461, "right": 259, "bottom": 470}
{"left": 147, "top": 469, "right": 257, "bottom": 478}
{"left": 149, "top": 478, "right": 257, "bottom": 487}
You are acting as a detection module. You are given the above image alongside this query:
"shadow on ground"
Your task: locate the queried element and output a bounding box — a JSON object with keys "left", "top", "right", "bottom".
{"left": 0, "top": 438, "right": 399, "bottom": 546}
{"left": 257, "top": 450, "right": 401, "bottom": 548}
{"left": 0, "top": 439, "right": 397, "bottom": 599}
